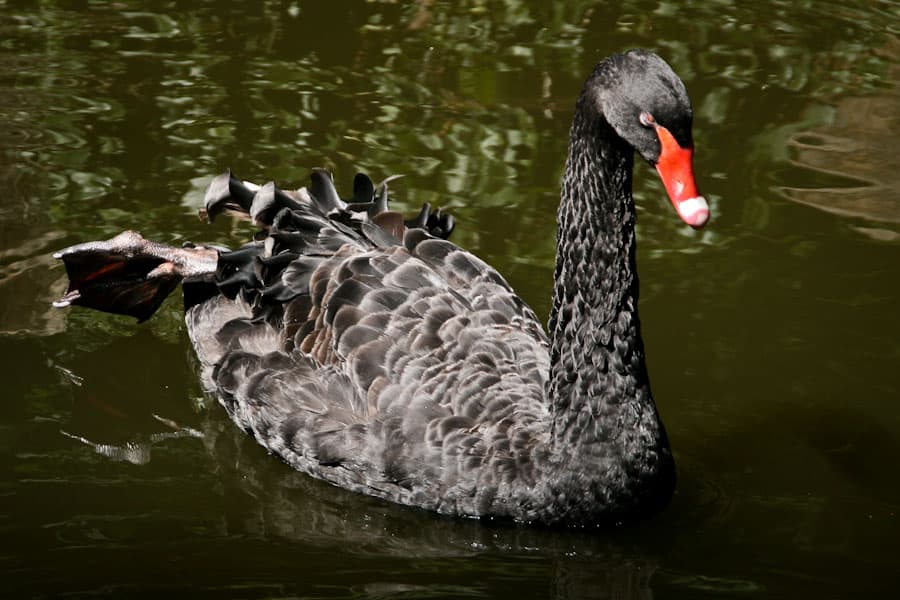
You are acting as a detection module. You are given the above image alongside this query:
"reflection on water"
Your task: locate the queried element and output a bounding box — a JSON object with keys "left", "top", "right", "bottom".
{"left": 60, "top": 414, "right": 203, "bottom": 466}
{"left": 779, "top": 38, "right": 900, "bottom": 240}
{"left": 2, "top": 0, "right": 900, "bottom": 598}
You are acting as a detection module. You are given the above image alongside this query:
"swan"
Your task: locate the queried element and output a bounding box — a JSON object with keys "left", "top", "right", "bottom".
{"left": 54, "top": 49, "right": 708, "bottom": 526}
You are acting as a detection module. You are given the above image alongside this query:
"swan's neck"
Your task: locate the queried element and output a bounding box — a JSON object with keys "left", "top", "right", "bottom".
{"left": 544, "top": 96, "right": 674, "bottom": 518}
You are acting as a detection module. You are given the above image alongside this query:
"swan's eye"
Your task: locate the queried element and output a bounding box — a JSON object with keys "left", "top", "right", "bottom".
{"left": 639, "top": 112, "right": 656, "bottom": 128}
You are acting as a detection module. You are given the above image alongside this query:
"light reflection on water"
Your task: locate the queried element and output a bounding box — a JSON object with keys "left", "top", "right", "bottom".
{"left": 1, "top": 1, "right": 899, "bottom": 598}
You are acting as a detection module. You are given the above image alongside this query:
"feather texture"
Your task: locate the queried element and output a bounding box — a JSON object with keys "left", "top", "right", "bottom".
{"left": 187, "top": 177, "right": 556, "bottom": 519}
{"left": 54, "top": 50, "right": 706, "bottom": 525}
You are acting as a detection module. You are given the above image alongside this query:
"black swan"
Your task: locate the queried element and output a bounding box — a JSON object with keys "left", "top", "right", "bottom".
{"left": 53, "top": 49, "right": 708, "bottom": 526}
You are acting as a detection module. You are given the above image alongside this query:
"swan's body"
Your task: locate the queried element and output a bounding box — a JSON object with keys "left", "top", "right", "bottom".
{"left": 54, "top": 50, "right": 708, "bottom": 526}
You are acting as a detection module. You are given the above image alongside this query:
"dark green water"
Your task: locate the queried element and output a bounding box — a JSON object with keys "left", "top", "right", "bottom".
{"left": 2, "top": 1, "right": 899, "bottom": 597}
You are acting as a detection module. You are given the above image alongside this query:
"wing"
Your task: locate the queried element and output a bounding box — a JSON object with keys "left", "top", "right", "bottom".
{"left": 188, "top": 172, "right": 552, "bottom": 515}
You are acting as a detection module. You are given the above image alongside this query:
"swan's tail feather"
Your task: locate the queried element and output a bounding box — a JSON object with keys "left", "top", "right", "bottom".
{"left": 53, "top": 231, "right": 218, "bottom": 322}
{"left": 203, "top": 169, "right": 455, "bottom": 240}
{"left": 203, "top": 169, "right": 258, "bottom": 223}
{"left": 404, "top": 203, "right": 455, "bottom": 239}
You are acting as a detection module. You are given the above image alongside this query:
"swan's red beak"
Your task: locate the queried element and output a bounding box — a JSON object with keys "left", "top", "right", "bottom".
{"left": 654, "top": 125, "right": 709, "bottom": 228}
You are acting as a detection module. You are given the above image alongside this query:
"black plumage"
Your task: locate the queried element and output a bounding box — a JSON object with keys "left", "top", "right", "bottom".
{"left": 53, "top": 50, "right": 709, "bottom": 526}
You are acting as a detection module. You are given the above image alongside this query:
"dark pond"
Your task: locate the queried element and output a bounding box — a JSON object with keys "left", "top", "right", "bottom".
{"left": 2, "top": 1, "right": 899, "bottom": 597}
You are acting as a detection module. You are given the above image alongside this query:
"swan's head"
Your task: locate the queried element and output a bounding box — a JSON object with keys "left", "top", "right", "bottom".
{"left": 591, "top": 49, "right": 709, "bottom": 228}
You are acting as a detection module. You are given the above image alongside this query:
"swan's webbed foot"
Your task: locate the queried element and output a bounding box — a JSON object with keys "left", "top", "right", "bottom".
{"left": 53, "top": 231, "right": 219, "bottom": 322}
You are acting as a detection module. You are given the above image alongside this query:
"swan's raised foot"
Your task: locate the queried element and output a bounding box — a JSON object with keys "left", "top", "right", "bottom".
{"left": 53, "top": 231, "right": 218, "bottom": 322}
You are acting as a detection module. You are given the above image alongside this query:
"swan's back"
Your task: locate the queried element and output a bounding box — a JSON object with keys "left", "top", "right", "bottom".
{"left": 186, "top": 173, "right": 554, "bottom": 517}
